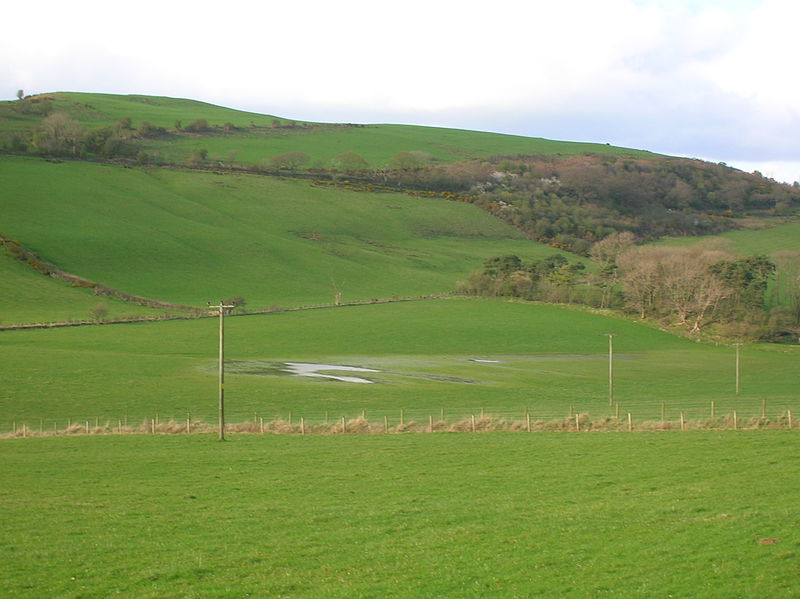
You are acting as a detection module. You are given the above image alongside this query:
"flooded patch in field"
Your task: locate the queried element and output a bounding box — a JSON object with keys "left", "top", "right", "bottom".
{"left": 284, "top": 362, "right": 379, "bottom": 384}
{"left": 213, "top": 360, "right": 381, "bottom": 383}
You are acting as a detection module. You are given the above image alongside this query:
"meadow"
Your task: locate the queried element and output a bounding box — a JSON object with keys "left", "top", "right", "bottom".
{"left": 1, "top": 431, "right": 797, "bottom": 598}
{"left": 657, "top": 221, "right": 800, "bottom": 254}
{"left": 0, "top": 250, "right": 163, "bottom": 325}
{"left": 1, "top": 155, "right": 565, "bottom": 319}
{"left": 2, "top": 299, "right": 797, "bottom": 430}
{"left": 1, "top": 92, "right": 654, "bottom": 168}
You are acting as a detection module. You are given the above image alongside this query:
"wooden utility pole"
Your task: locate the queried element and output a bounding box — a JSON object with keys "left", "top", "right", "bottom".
{"left": 209, "top": 300, "right": 235, "bottom": 441}
{"left": 606, "top": 334, "right": 616, "bottom": 406}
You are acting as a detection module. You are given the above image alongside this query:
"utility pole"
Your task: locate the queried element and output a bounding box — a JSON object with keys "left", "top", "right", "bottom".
{"left": 735, "top": 343, "right": 741, "bottom": 396}
{"left": 209, "top": 300, "right": 235, "bottom": 441}
{"left": 605, "top": 333, "right": 616, "bottom": 406}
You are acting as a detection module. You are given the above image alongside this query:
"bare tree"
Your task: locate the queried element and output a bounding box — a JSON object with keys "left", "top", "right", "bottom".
{"left": 590, "top": 232, "right": 636, "bottom": 307}
{"left": 33, "top": 113, "right": 85, "bottom": 156}
{"left": 617, "top": 245, "right": 732, "bottom": 331}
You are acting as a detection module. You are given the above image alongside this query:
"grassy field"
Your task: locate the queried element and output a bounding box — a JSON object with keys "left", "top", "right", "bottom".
{"left": 0, "top": 250, "right": 164, "bottom": 325}
{"left": 1, "top": 92, "right": 654, "bottom": 168}
{"left": 2, "top": 299, "right": 797, "bottom": 428}
{"left": 1, "top": 431, "right": 798, "bottom": 598}
{"left": 656, "top": 221, "right": 800, "bottom": 254}
{"left": 1, "top": 155, "right": 571, "bottom": 318}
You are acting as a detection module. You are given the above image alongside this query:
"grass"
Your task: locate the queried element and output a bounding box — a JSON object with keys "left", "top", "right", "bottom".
{"left": 1, "top": 92, "right": 655, "bottom": 168}
{"left": 1, "top": 298, "right": 797, "bottom": 427}
{"left": 1, "top": 431, "right": 798, "bottom": 598}
{"left": 656, "top": 221, "right": 800, "bottom": 255}
{"left": 1, "top": 155, "right": 571, "bottom": 318}
{"left": 0, "top": 250, "right": 164, "bottom": 324}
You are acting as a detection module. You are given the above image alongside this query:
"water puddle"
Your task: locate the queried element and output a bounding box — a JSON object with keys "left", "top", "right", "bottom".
{"left": 283, "top": 362, "right": 380, "bottom": 384}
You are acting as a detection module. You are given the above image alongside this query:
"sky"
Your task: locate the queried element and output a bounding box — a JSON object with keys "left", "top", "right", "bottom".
{"left": 2, "top": 0, "right": 798, "bottom": 183}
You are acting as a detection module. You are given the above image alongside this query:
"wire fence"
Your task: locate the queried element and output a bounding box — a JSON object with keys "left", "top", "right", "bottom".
{"left": 3, "top": 399, "right": 798, "bottom": 438}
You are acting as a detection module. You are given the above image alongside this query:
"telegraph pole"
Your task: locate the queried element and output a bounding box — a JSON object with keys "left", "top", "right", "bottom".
{"left": 735, "top": 343, "right": 741, "bottom": 396}
{"left": 606, "top": 333, "right": 616, "bottom": 406}
{"left": 209, "top": 300, "right": 235, "bottom": 441}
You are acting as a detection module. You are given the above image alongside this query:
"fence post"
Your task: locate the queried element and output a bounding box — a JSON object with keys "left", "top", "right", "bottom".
{"left": 711, "top": 401, "right": 716, "bottom": 418}
{"left": 526, "top": 411, "right": 531, "bottom": 432}
{"left": 761, "top": 399, "right": 766, "bottom": 419}
{"left": 384, "top": 415, "right": 388, "bottom": 433}
{"left": 429, "top": 415, "right": 433, "bottom": 432}
{"left": 341, "top": 416, "right": 346, "bottom": 433}
{"left": 301, "top": 417, "right": 305, "bottom": 436}
{"left": 789, "top": 410, "right": 793, "bottom": 429}
{"left": 260, "top": 417, "right": 264, "bottom": 434}
{"left": 660, "top": 402, "right": 665, "bottom": 423}
{"left": 627, "top": 412, "right": 632, "bottom": 432}
{"left": 400, "top": 409, "right": 404, "bottom": 426}
{"left": 680, "top": 412, "right": 685, "bottom": 431}
{"left": 471, "top": 414, "right": 476, "bottom": 433}
{"left": 733, "top": 411, "right": 738, "bottom": 430}
{"left": 575, "top": 413, "right": 580, "bottom": 432}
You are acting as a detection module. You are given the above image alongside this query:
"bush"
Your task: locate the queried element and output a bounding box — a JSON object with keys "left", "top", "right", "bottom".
{"left": 183, "top": 119, "right": 209, "bottom": 133}
{"left": 270, "top": 151, "right": 309, "bottom": 171}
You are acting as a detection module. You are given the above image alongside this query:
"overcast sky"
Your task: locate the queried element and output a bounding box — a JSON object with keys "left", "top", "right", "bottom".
{"left": 3, "top": 0, "right": 798, "bottom": 182}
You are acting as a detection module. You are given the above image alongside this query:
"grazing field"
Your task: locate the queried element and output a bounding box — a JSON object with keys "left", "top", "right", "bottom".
{"left": 1, "top": 156, "right": 566, "bottom": 318}
{"left": 657, "top": 221, "right": 800, "bottom": 254}
{"left": 1, "top": 432, "right": 798, "bottom": 598}
{"left": 2, "top": 299, "right": 797, "bottom": 429}
{"left": 1, "top": 92, "right": 654, "bottom": 168}
{"left": 0, "top": 251, "right": 163, "bottom": 325}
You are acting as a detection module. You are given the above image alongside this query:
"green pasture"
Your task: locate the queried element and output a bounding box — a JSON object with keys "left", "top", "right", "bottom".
{"left": 1, "top": 92, "right": 654, "bottom": 168}
{"left": 1, "top": 155, "right": 570, "bottom": 318}
{"left": 0, "top": 250, "right": 163, "bottom": 324}
{"left": 1, "top": 299, "right": 797, "bottom": 428}
{"left": 2, "top": 432, "right": 798, "bottom": 598}
{"left": 657, "top": 221, "right": 800, "bottom": 255}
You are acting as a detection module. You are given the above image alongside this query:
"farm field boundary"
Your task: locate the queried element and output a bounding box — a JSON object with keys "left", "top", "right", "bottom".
{"left": 4, "top": 407, "right": 797, "bottom": 439}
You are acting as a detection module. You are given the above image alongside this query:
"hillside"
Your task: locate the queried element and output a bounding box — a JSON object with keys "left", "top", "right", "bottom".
{"left": 0, "top": 92, "right": 653, "bottom": 169}
{"left": 0, "top": 156, "right": 573, "bottom": 320}
{"left": 3, "top": 92, "right": 797, "bottom": 256}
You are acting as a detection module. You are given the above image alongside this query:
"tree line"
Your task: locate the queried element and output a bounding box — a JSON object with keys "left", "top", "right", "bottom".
{"left": 460, "top": 233, "right": 800, "bottom": 341}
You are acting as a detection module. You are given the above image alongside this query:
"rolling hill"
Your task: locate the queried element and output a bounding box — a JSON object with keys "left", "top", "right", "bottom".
{"left": 0, "top": 92, "right": 654, "bottom": 169}
{"left": 0, "top": 155, "right": 579, "bottom": 321}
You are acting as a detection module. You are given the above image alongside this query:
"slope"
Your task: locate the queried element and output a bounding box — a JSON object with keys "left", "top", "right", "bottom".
{"left": 1, "top": 92, "right": 654, "bottom": 168}
{"left": 1, "top": 155, "right": 569, "bottom": 314}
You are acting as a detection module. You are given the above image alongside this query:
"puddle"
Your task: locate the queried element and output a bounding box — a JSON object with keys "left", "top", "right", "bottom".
{"left": 283, "top": 362, "right": 380, "bottom": 384}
